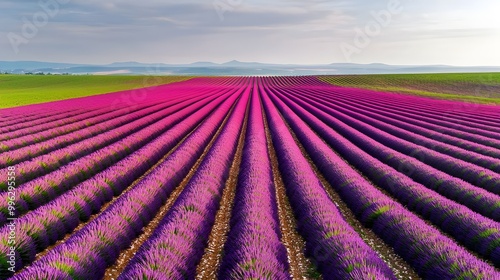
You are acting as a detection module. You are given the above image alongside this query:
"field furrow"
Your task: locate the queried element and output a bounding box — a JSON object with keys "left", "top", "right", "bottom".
{"left": 279, "top": 90, "right": 500, "bottom": 220}
{"left": 116, "top": 86, "right": 249, "bottom": 280}
{"left": 1, "top": 76, "right": 499, "bottom": 280}
{"left": 295, "top": 87, "right": 500, "bottom": 159}
{"left": 268, "top": 89, "right": 500, "bottom": 266}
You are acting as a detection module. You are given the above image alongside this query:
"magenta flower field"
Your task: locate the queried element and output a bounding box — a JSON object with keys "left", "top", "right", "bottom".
{"left": 1, "top": 76, "right": 500, "bottom": 279}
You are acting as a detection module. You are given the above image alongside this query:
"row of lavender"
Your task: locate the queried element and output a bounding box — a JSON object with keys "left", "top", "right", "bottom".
{"left": 0, "top": 77, "right": 246, "bottom": 278}
{"left": 1, "top": 76, "right": 500, "bottom": 279}
{"left": 265, "top": 83, "right": 500, "bottom": 278}
{"left": 0, "top": 91, "right": 229, "bottom": 225}
{"left": 260, "top": 76, "right": 499, "bottom": 278}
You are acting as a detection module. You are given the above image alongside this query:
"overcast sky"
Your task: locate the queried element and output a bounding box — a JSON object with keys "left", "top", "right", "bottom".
{"left": 1, "top": 0, "right": 499, "bottom": 66}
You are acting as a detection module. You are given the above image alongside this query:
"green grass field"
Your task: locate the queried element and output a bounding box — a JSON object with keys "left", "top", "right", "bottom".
{"left": 319, "top": 73, "right": 500, "bottom": 104}
{"left": 0, "top": 75, "right": 193, "bottom": 108}
{"left": 1, "top": 73, "right": 499, "bottom": 109}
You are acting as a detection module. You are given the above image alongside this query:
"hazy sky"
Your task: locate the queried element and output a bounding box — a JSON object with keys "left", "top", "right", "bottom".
{"left": 1, "top": 0, "right": 499, "bottom": 65}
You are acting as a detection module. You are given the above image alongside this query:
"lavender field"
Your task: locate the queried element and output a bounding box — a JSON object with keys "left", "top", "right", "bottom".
{"left": 1, "top": 76, "right": 500, "bottom": 279}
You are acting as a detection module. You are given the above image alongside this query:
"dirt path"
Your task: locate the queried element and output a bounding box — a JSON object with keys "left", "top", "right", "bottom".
{"left": 261, "top": 93, "right": 321, "bottom": 280}
{"left": 195, "top": 95, "right": 250, "bottom": 279}
{"left": 267, "top": 90, "right": 421, "bottom": 280}
{"left": 102, "top": 96, "right": 242, "bottom": 280}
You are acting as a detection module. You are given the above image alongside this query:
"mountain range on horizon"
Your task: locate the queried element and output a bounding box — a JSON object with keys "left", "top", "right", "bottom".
{"left": 1, "top": 60, "right": 500, "bottom": 76}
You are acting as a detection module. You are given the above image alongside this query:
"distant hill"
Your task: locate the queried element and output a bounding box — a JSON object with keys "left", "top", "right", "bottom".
{"left": 1, "top": 60, "right": 499, "bottom": 75}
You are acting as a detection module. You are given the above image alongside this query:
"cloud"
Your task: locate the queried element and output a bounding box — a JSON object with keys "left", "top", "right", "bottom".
{"left": 0, "top": 0, "right": 499, "bottom": 66}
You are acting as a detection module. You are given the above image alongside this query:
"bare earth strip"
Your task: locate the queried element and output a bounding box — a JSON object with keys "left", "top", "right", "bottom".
{"left": 261, "top": 94, "right": 320, "bottom": 280}
{"left": 268, "top": 91, "right": 421, "bottom": 280}
{"left": 195, "top": 95, "right": 250, "bottom": 279}
{"left": 17, "top": 103, "right": 212, "bottom": 277}
{"left": 103, "top": 95, "right": 243, "bottom": 280}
